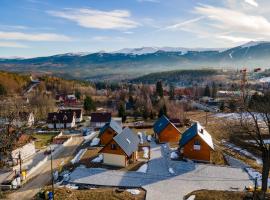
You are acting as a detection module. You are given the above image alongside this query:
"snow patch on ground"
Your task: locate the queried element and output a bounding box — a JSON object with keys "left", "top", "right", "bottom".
{"left": 147, "top": 135, "right": 152, "bottom": 142}
{"left": 169, "top": 167, "right": 175, "bottom": 174}
{"left": 90, "top": 138, "right": 100, "bottom": 146}
{"left": 83, "top": 132, "right": 97, "bottom": 144}
{"left": 138, "top": 132, "right": 144, "bottom": 144}
{"left": 143, "top": 147, "right": 149, "bottom": 159}
{"left": 91, "top": 154, "right": 103, "bottom": 163}
{"left": 223, "top": 141, "right": 262, "bottom": 165}
{"left": 71, "top": 149, "right": 87, "bottom": 164}
{"left": 137, "top": 163, "right": 148, "bottom": 173}
{"left": 187, "top": 195, "right": 196, "bottom": 200}
{"left": 126, "top": 189, "right": 140, "bottom": 195}
{"left": 170, "top": 152, "right": 179, "bottom": 159}
{"left": 246, "top": 168, "right": 270, "bottom": 187}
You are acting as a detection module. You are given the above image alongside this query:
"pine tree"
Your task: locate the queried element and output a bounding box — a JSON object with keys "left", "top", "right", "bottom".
{"left": 204, "top": 85, "right": 211, "bottom": 97}
{"left": 169, "top": 84, "right": 175, "bottom": 100}
{"left": 156, "top": 81, "right": 163, "bottom": 97}
{"left": 211, "top": 82, "right": 217, "bottom": 98}
{"left": 83, "top": 96, "right": 96, "bottom": 112}
{"left": 118, "top": 103, "right": 126, "bottom": 122}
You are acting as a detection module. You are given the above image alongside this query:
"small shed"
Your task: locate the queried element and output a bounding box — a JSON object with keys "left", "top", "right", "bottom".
{"left": 153, "top": 115, "right": 181, "bottom": 143}
{"left": 179, "top": 122, "right": 214, "bottom": 162}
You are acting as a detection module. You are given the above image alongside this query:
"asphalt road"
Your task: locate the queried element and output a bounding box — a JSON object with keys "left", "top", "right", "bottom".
{"left": 7, "top": 136, "right": 83, "bottom": 200}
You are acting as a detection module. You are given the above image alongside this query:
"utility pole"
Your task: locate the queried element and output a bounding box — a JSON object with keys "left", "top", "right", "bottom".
{"left": 18, "top": 151, "right": 22, "bottom": 175}
{"left": 253, "top": 177, "right": 257, "bottom": 200}
{"left": 50, "top": 146, "right": 54, "bottom": 200}
{"left": 205, "top": 111, "right": 208, "bottom": 126}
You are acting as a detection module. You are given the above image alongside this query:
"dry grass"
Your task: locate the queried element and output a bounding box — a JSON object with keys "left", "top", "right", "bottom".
{"left": 184, "top": 190, "right": 250, "bottom": 200}
{"left": 184, "top": 190, "right": 270, "bottom": 200}
{"left": 211, "top": 150, "right": 227, "bottom": 165}
{"left": 33, "top": 133, "right": 57, "bottom": 149}
{"left": 39, "top": 187, "right": 145, "bottom": 200}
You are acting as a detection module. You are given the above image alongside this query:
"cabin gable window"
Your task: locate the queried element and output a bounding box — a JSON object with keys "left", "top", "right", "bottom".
{"left": 193, "top": 140, "right": 201, "bottom": 150}
{"left": 111, "top": 144, "right": 117, "bottom": 150}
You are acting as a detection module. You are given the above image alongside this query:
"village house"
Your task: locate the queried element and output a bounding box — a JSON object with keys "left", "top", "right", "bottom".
{"left": 99, "top": 120, "right": 122, "bottom": 146}
{"left": 179, "top": 122, "right": 214, "bottom": 162}
{"left": 90, "top": 112, "right": 111, "bottom": 128}
{"left": 0, "top": 134, "right": 36, "bottom": 166}
{"left": 153, "top": 115, "right": 181, "bottom": 143}
{"left": 47, "top": 112, "right": 76, "bottom": 129}
{"left": 11, "top": 112, "right": 35, "bottom": 127}
{"left": 99, "top": 127, "right": 140, "bottom": 167}
{"left": 59, "top": 108, "right": 83, "bottom": 123}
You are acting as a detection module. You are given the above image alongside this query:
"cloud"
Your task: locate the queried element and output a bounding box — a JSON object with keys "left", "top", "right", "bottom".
{"left": 0, "top": 31, "right": 71, "bottom": 41}
{"left": 48, "top": 8, "right": 139, "bottom": 30}
{"left": 164, "top": 16, "right": 205, "bottom": 30}
{"left": 0, "top": 41, "right": 28, "bottom": 48}
{"left": 195, "top": 4, "right": 270, "bottom": 36}
{"left": 244, "top": 0, "right": 258, "bottom": 7}
{"left": 217, "top": 35, "right": 260, "bottom": 43}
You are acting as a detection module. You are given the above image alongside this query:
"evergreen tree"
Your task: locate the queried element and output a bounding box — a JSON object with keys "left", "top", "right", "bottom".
{"left": 118, "top": 103, "right": 126, "bottom": 122}
{"left": 75, "top": 90, "right": 81, "bottom": 100}
{"left": 156, "top": 81, "right": 163, "bottom": 97}
{"left": 204, "top": 85, "right": 211, "bottom": 97}
{"left": 219, "top": 102, "right": 225, "bottom": 111}
{"left": 83, "top": 96, "right": 96, "bottom": 112}
{"left": 158, "top": 104, "right": 167, "bottom": 117}
{"left": 211, "top": 82, "right": 217, "bottom": 98}
{"left": 169, "top": 84, "right": 175, "bottom": 100}
{"left": 0, "top": 84, "right": 6, "bottom": 96}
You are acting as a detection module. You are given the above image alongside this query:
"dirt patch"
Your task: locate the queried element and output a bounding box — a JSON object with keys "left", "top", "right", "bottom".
{"left": 211, "top": 150, "right": 228, "bottom": 166}
{"left": 37, "top": 186, "right": 145, "bottom": 200}
{"left": 184, "top": 190, "right": 270, "bottom": 200}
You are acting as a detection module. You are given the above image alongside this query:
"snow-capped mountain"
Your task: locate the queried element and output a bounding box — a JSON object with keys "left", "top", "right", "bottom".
{"left": 113, "top": 46, "right": 223, "bottom": 55}
{"left": 1, "top": 41, "right": 270, "bottom": 80}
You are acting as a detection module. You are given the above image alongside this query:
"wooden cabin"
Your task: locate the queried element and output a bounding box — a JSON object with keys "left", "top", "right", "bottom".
{"left": 153, "top": 115, "right": 181, "bottom": 143}
{"left": 99, "top": 120, "right": 122, "bottom": 146}
{"left": 99, "top": 127, "right": 140, "bottom": 167}
{"left": 179, "top": 122, "right": 214, "bottom": 162}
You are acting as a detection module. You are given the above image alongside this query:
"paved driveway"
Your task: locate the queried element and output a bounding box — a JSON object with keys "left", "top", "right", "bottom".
{"left": 69, "top": 142, "right": 253, "bottom": 200}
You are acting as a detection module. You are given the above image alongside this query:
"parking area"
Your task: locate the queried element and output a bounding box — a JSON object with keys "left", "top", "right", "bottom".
{"left": 68, "top": 142, "right": 253, "bottom": 200}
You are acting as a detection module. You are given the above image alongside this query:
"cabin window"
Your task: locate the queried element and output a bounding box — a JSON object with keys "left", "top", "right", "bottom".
{"left": 111, "top": 144, "right": 117, "bottom": 150}
{"left": 193, "top": 140, "right": 201, "bottom": 150}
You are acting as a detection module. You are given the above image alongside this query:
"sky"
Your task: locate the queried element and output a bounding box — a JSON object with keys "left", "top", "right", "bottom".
{"left": 0, "top": 0, "right": 269, "bottom": 57}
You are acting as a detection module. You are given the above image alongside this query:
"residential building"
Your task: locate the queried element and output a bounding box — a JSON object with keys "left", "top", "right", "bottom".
{"left": 153, "top": 115, "right": 181, "bottom": 143}
{"left": 47, "top": 112, "right": 76, "bottom": 129}
{"left": 99, "top": 120, "right": 122, "bottom": 146}
{"left": 90, "top": 112, "right": 111, "bottom": 128}
{"left": 179, "top": 122, "right": 214, "bottom": 162}
{"left": 99, "top": 127, "right": 140, "bottom": 167}
{"left": 59, "top": 108, "right": 83, "bottom": 123}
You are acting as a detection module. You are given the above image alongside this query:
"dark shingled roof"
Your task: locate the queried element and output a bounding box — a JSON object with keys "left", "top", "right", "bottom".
{"left": 153, "top": 115, "right": 170, "bottom": 135}
{"left": 99, "top": 119, "right": 122, "bottom": 136}
{"left": 47, "top": 112, "right": 74, "bottom": 123}
{"left": 59, "top": 109, "right": 82, "bottom": 119}
{"left": 113, "top": 127, "right": 140, "bottom": 157}
{"left": 90, "top": 112, "right": 111, "bottom": 123}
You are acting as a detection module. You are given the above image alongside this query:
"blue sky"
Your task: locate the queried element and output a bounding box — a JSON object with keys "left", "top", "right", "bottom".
{"left": 0, "top": 0, "right": 268, "bottom": 57}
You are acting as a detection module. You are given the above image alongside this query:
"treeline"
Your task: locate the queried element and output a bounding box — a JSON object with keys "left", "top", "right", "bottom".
{"left": 0, "top": 71, "right": 30, "bottom": 95}
{"left": 131, "top": 69, "right": 218, "bottom": 84}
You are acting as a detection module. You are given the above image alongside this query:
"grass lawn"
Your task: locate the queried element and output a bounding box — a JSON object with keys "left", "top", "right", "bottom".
{"left": 32, "top": 133, "right": 57, "bottom": 149}
{"left": 38, "top": 187, "right": 145, "bottom": 200}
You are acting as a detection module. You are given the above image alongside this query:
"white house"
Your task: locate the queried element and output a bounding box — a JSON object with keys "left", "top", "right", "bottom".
{"left": 47, "top": 112, "right": 76, "bottom": 129}
{"left": 59, "top": 108, "right": 83, "bottom": 123}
